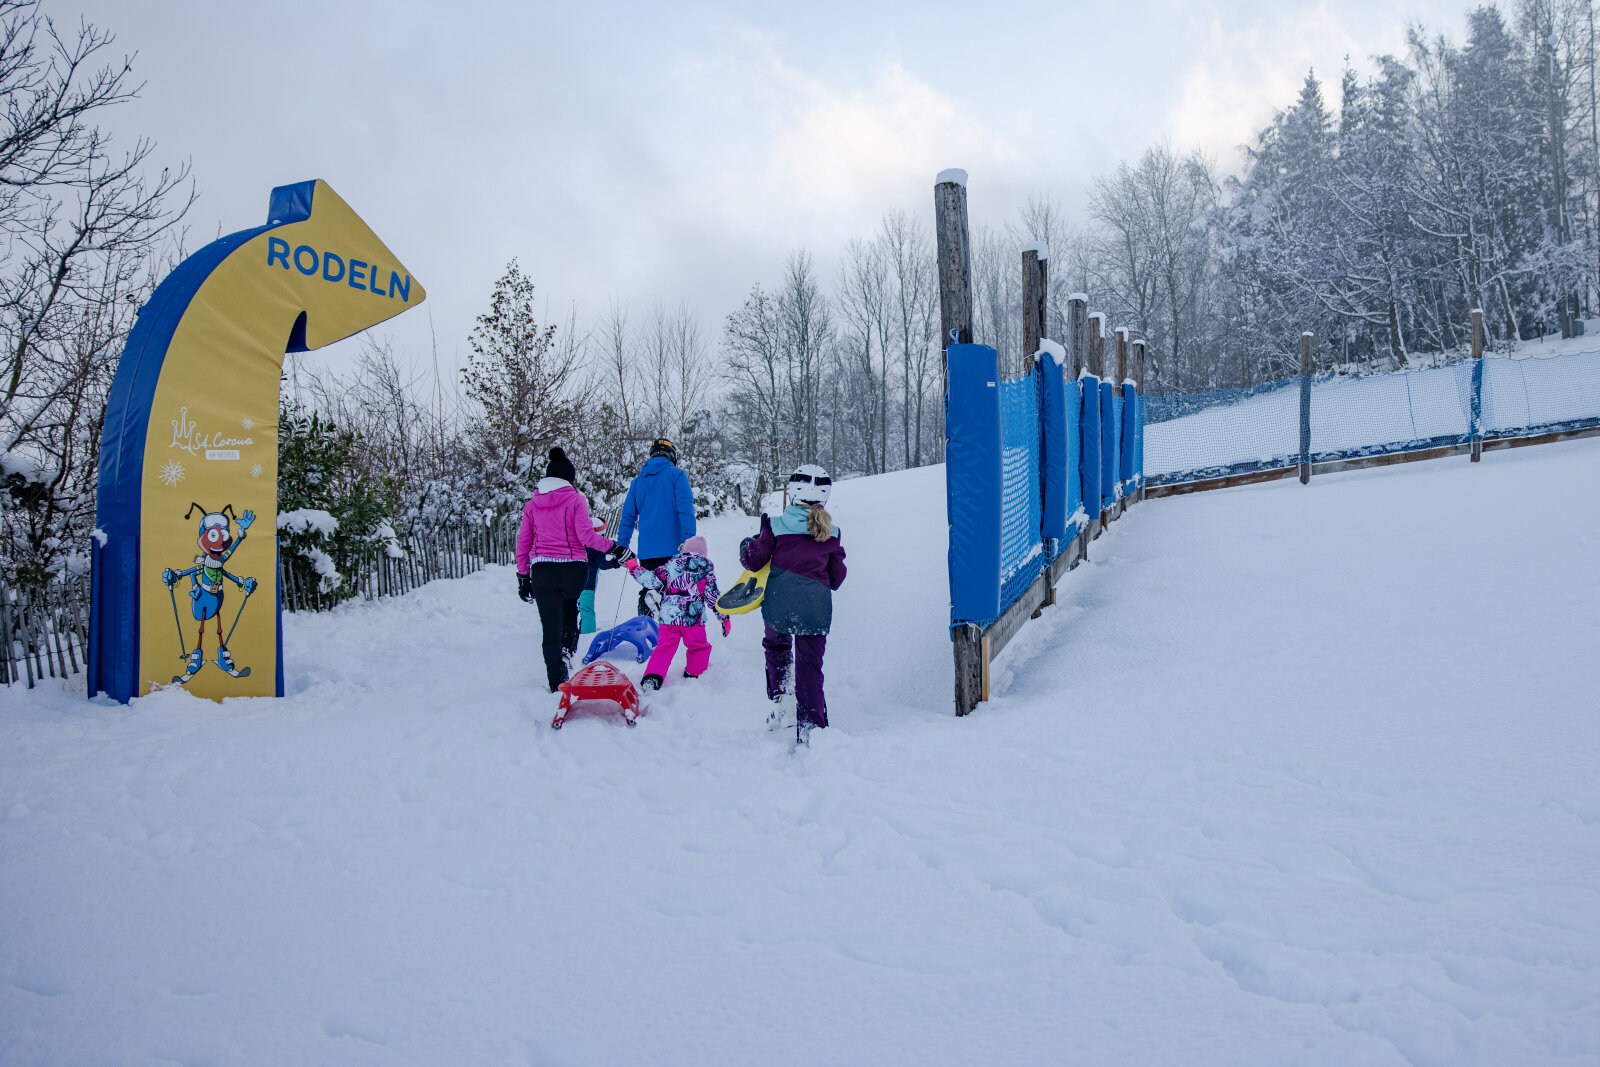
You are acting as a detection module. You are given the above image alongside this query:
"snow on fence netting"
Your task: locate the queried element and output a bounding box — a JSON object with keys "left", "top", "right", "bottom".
{"left": 1144, "top": 350, "right": 1600, "bottom": 485}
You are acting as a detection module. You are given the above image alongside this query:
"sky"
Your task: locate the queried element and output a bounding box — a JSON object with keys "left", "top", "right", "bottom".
{"left": 80, "top": 0, "right": 1472, "bottom": 378}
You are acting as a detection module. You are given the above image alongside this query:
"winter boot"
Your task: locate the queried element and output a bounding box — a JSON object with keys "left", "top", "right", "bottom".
{"left": 215, "top": 644, "right": 250, "bottom": 678}
{"left": 173, "top": 646, "right": 205, "bottom": 682}
{"left": 765, "top": 692, "right": 788, "bottom": 730}
{"left": 641, "top": 674, "right": 663, "bottom": 692}
{"left": 682, "top": 670, "right": 700, "bottom": 679}
{"left": 578, "top": 590, "right": 596, "bottom": 634}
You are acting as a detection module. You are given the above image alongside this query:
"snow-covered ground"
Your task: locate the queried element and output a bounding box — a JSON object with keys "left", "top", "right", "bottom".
{"left": 3, "top": 445, "right": 1597, "bottom": 1066}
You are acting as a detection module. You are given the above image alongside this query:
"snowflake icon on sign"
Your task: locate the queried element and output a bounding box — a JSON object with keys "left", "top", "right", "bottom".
{"left": 249, "top": 463, "right": 262, "bottom": 478}
{"left": 158, "top": 459, "right": 185, "bottom": 487}
{"left": 241, "top": 417, "right": 254, "bottom": 431}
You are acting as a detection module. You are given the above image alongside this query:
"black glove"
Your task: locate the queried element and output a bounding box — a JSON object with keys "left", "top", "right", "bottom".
{"left": 607, "top": 543, "right": 636, "bottom": 565}
{"left": 517, "top": 573, "right": 533, "bottom": 602}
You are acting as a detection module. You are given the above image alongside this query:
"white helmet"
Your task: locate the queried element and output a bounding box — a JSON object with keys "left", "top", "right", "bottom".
{"left": 787, "top": 463, "right": 831, "bottom": 509}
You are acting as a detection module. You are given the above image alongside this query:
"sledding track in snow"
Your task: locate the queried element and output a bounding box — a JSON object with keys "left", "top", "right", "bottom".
{"left": 1, "top": 444, "right": 1597, "bottom": 1065}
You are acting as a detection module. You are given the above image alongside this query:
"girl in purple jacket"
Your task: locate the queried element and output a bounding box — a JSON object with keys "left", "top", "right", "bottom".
{"left": 516, "top": 448, "right": 633, "bottom": 690}
{"left": 739, "top": 464, "right": 846, "bottom": 739}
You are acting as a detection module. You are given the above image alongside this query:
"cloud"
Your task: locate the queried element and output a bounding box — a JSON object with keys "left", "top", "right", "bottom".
{"left": 651, "top": 27, "right": 1008, "bottom": 254}
{"left": 1162, "top": 0, "right": 1466, "bottom": 166}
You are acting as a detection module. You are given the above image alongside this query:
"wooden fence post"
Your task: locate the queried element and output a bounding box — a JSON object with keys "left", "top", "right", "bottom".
{"left": 1068, "top": 294, "right": 1088, "bottom": 379}
{"left": 1470, "top": 308, "right": 1484, "bottom": 462}
{"left": 1115, "top": 327, "right": 1128, "bottom": 384}
{"left": 935, "top": 167, "right": 982, "bottom": 717}
{"left": 1299, "top": 332, "right": 1314, "bottom": 485}
{"left": 935, "top": 169, "right": 974, "bottom": 361}
{"left": 1022, "top": 242, "right": 1048, "bottom": 378}
{"left": 1088, "top": 313, "right": 1106, "bottom": 378}
{"left": 1023, "top": 240, "right": 1052, "bottom": 615}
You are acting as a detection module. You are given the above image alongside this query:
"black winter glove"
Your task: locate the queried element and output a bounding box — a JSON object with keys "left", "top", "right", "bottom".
{"left": 606, "top": 543, "right": 636, "bottom": 565}
{"left": 517, "top": 573, "right": 533, "bottom": 602}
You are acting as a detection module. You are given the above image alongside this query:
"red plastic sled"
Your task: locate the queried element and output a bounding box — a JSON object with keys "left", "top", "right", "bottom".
{"left": 552, "top": 661, "right": 641, "bottom": 730}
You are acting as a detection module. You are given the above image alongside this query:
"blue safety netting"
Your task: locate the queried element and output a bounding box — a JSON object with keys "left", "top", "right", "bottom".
{"left": 1482, "top": 350, "right": 1600, "bottom": 436}
{"left": 1143, "top": 351, "right": 1600, "bottom": 486}
{"left": 1144, "top": 377, "right": 1301, "bottom": 482}
{"left": 1309, "top": 363, "right": 1473, "bottom": 462}
{"left": 998, "top": 374, "right": 1044, "bottom": 609}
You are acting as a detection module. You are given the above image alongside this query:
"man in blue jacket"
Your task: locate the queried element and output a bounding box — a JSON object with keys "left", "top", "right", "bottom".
{"left": 615, "top": 438, "right": 696, "bottom": 616}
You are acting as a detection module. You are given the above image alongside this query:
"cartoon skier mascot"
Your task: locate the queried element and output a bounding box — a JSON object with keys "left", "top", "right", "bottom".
{"left": 160, "top": 503, "right": 258, "bottom": 683}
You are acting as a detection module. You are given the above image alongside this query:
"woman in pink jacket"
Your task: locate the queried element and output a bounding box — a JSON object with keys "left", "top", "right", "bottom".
{"left": 516, "top": 448, "right": 634, "bottom": 690}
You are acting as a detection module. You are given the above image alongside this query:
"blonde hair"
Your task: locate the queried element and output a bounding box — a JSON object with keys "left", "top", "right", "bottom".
{"left": 806, "top": 505, "right": 833, "bottom": 542}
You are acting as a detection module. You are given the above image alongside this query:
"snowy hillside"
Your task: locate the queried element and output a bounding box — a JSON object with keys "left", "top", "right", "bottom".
{"left": 3, "top": 446, "right": 1598, "bottom": 1065}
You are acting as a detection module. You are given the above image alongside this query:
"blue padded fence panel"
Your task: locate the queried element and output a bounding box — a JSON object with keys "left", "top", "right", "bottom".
{"left": 1066, "top": 379, "right": 1085, "bottom": 532}
{"left": 1099, "top": 379, "right": 1116, "bottom": 506}
{"left": 1111, "top": 389, "right": 1125, "bottom": 497}
{"left": 1038, "top": 354, "right": 1069, "bottom": 542}
{"left": 1134, "top": 392, "right": 1145, "bottom": 485}
{"left": 1078, "top": 374, "right": 1102, "bottom": 518}
{"left": 998, "top": 374, "right": 1044, "bottom": 610}
{"left": 1120, "top": 383, "right": 1137, "bottom": 488}
{"left": 1470, "top": 358, "right": 1484, "bottom": 440}
{"left": 946, "top": 344, "right": 1001, "bottom": 628}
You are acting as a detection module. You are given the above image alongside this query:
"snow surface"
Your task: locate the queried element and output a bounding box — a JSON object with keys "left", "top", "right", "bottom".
{"left": 935, "top": 167, "right": 968, "bottom": 187}
{"left": 1022, "top": 240, "right": 1049, "bottom": 260}
{"left": 3, "top": 448, "right": 1599, "bottom": 1065}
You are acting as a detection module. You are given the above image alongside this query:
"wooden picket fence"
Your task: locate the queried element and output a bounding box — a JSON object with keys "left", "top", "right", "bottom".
{"left": 0, "top": 574, "right": 90, "bottom": 689}
{"left": 0, "top": 519, "right": 527, "bottom": 689}
{"left": 278, "top": 517, "right": 522, "bottom": 613}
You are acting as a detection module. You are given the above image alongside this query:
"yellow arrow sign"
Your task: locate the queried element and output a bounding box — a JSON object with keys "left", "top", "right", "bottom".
{"left": 91, "top": 180, "right": 425, "bottom": 702}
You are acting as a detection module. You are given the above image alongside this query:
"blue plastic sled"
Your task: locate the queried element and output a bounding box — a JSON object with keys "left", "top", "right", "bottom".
{"left": 583, "top": 615, "right": 659, "bottom": 664}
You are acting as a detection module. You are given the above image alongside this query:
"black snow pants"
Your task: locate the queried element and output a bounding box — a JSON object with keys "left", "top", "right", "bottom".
{"left": 530, "top": 560, "right": 588, "bottom": 690}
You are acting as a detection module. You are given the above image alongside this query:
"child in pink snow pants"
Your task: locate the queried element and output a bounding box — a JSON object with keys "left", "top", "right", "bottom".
{"left": 624, "top": 535, "right": 730, "bottom": 691}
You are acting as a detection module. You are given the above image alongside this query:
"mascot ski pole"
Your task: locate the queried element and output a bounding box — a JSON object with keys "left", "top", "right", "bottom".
{"left": 167, "top": 583, "right": 187, "bottom": 657}
{"left": 224, "top": 589, "right": 254, "bottom": 647}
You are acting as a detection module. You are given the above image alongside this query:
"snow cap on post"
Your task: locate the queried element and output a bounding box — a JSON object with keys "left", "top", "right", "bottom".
{"left": 1067, "top": 292, "right": 1089, "bottom": 303}
{"left": 1087, "top": 311, "right": 1106, "bottom": 337}
{"left": 935, "top": 168, "right": 968, "bottom": 187}
{"left": 1021, "top": 240, "right": 1049, "bottom": 260}
{"left": 1032, "top": 338, "right": 1067, "bottom": 366}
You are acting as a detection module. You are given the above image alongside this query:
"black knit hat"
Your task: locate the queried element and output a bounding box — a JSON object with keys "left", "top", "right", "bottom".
{"left": 649, "top": 438, "right": 678, "bottom": 464}
{"left": 546, "top": 446, "right": 576, "bottom": 483}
